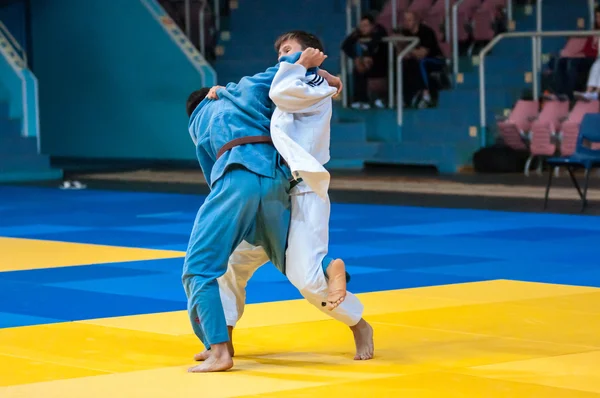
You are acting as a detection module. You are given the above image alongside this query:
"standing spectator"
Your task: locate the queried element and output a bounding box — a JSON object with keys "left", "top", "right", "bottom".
{"left": 342, "top": 15, "right": 388, "bottom": 109}
{"left": 400, "top": 11, "right": 446, "bottom": 108}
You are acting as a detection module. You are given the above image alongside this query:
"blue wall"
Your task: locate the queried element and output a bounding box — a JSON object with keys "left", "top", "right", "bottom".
{"left": 30, "top": 0, "right": 215, "bottom": 161}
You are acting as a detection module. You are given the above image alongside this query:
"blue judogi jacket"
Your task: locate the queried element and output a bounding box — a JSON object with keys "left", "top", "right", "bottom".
{"left": 188, "top": 52, "right": 302, "bottom": 186}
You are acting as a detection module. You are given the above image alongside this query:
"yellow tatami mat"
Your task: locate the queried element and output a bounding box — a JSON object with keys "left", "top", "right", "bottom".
{"left": 0, "top": 237, "right": 184, "bottom": 271}
{"left": 1, "top": 280, "right": 600, "bottom": 397}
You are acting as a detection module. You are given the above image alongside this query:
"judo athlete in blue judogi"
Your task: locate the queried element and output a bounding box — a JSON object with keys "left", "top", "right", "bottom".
{"left": 182, "top": 50, "right": 325, "bottom": 373}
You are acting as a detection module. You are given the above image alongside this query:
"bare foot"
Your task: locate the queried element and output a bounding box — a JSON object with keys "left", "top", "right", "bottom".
{"left": 194, "top": 350, "right": 211, "bottom": 361}
{"left": 188, "top": 343, "right": 233, "bottom": 373}
{"left": 350, "top": 318, "right": 374, "bottom": 360}
{"left": 324, "top": 259, "right": 347, "bottom": 310}
{"left": 194, "top": 326, "right": 234, "bottom": 361}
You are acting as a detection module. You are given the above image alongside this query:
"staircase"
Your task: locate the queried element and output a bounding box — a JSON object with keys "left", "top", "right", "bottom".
{"left": 0, "top": 98, "right": 60, "bottom": 182}
{"left": 0, "top": 15, "right": 61, "bottom": 182}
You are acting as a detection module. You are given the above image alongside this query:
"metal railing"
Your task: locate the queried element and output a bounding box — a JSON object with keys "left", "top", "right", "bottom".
{"left": 196, "top": 0, "right": 222, "bottom": 57}
{"left": 198, "top": 1, "right": 207, "bottom": 56}
{"left": 214, "top": 0, "right": 220, "bottom": 32}
{"left": 391, "top": 0, "right": 398, "bottom": 30}
{"left": 451, "top": 0, "right": 466, "bottom": 77}
{"left": 340, "top": 36, "right": 420, "bottom": 127}
{"left": 0, "top": 21, "right": 26, "bottom": 66}
{"left": 444, "top": 0, "right": 451, "bottom": 43}
{"left": 185, "top": 0, "right": 191, "bottom": 37}
{"left": 478, "top": 30, "right": 600, "bottom": 147}
{"left": 346, "top": 0, "right": 362, "bottom": 35}
{"left": 535, "top": 0, "right": 542, "bottom": 72}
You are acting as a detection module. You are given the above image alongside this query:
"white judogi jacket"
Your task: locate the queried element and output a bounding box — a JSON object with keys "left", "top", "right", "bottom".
{"left": 269, "top": 62, "right": 337, "bottom": 200}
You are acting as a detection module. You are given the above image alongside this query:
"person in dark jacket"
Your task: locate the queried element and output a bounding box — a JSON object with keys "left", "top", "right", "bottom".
{"left": 342, "top": 15, "right": 388, "bottom": 109}
{"left": 400, "top": 11, "right": 446, "bottom": 108}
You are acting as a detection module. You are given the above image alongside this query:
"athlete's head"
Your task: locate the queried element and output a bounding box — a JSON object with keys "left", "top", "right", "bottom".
{"left": 274, "top": 30, "right": 324, "bottom": 59}
{"left": 186, "top": 87, "right": 211, "bottom": 117}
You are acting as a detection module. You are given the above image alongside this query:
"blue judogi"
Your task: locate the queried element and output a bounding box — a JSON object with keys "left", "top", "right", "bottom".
{"left": 183, "top": 53, "right": 301, "bottom": 349}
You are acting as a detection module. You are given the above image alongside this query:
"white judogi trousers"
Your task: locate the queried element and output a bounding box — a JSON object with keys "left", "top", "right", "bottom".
{"left": 218, "top": 187, "right": 364, "bottom": 327}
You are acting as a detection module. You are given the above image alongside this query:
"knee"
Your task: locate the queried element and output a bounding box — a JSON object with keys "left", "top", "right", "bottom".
{"left": 181, "top": 269, "right": 210, "bottom": 296}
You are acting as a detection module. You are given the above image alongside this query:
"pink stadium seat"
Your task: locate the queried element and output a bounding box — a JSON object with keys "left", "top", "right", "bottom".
{"left": 425, "top": 0, "right": 462, "bottom": 40}
{"left": 524, "top": 101, "right": 569, "bottom": 175}
{"left": 427, "top": 0, "right": 456, "bottom": 17}
{"left": 497, "top": 100, "right": 539, "bottom": 150}
{"left": 408, "top": 0, "right": 435, "bottom": 18}
{"left": 560, "top": 101, "right": 600, "bottom": 156}
{"left": 559, "top": 38, "right": 587, "bottom": 58}
{"left": 479, "top": 0, "right": 506, "bottom": 11}
{"left": 459, "top": 0, "right": 483, "bottom": 19}
{"left": 377, "top": 0, "right": 411, "bottom": 33}
{"left": 455, "top": 10, "right": 470, "bottom": 42}
{"left": 529, "top": 101, "right": 570, "bottom": 157}
{"left": 472, "top": 8, "right": 496, "bottom": 41}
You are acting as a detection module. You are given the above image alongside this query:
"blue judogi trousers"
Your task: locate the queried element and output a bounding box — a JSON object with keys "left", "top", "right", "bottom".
{"left": 182, "top": 164, "right": 291, "bottom": 349}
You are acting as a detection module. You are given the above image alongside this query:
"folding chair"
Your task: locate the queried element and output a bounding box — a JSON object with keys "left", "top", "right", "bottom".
{"left": 544, "top": 113, "right": 600, "bottom": 212}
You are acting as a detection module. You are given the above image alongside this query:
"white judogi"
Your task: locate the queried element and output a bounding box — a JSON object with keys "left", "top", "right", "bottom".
{"left": 218, "top": 60, "right": 364, "bottom": 327}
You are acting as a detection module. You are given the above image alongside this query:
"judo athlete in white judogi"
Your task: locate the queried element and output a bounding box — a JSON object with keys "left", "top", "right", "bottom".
{"left": 195, "top": 32, "right": 374, "bottom": 363}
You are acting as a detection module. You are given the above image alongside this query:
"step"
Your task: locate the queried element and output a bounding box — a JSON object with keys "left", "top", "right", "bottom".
{"left": 439, "top": 88, "right": 523, "bottom": 109}
{"left": 0, "top": 102, "right": 9, "bottom": 119}
{"left": 458, "top": 72, "right": 532, "bottom": 90}
{"left": 330, "top": 120, "right": 367, "bottom": 143}
{"left": 215, "top": 59, "right": 273, "bottom": 84}
{"left": 330, "top": 142, "right": 379, "bottom": 159}
{"left": 0, "top": 153, "right": 51, "bottom": 172}
{"left": 325, "top": 159, "right": 365, "bottom": 170}
{"left": 0, "top": 134, "right": 38, "bottom": 155}
{"left": 215, "top": 57, "right": 342, "bottom": 85}
{"left": 0, "top": 117, "right": 21, "bottom": 136}
{"left": 0, "top": 84, "right": 9, "bottom": 103}
{"left": 370, "top": 141, "right": 479, "bottom": 173}
{"left": 0, "top": 168, "right": 63, "bottom": 183}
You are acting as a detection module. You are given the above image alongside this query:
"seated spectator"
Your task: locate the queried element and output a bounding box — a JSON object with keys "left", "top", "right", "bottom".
{"left": 574, "top": 47, "right": 600, "bottom": 101}
{"left": 574, "top": 9, "right": 600, "bottom": 101}
{"left": 546, "top": 9, "right": 599, "bottom": 100}
{"left": 342, "top": 15, "right": 389, "bottom": 109}
{"left": 400, "top": 11, "right": 446, "bottom": 108}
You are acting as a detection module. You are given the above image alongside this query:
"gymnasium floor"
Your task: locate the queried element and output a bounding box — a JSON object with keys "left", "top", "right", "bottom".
{"left": 1, "top": 184, "right": 600, "bottom": 397}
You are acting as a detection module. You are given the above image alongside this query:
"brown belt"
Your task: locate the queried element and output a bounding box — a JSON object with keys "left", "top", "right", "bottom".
{"left": 216, "top": 136, "right": 274, "bottom": 159}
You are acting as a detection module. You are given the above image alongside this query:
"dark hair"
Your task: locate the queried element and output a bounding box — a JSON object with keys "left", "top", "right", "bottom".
{"left": 361, "top": 14, "right": 375, "bottom": 24}
{"left": 186, "top": 88, "right": 210, "bottom": 117}
{"left": 274, "top": 30, "right": 324, "bottom": 53}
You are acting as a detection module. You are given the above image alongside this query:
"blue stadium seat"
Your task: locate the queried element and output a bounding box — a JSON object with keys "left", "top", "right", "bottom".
{"left": 544, "top": 113, "right": 600, "bottom": 211}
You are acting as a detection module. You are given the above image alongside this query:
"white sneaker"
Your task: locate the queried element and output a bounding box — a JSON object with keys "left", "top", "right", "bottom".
{"left": 351, "top": 102, "right": 370, "bottom": 110}
{"left": 373, "top": 99, "right": 385, "bottom": 109}
{"left": 574, "top": 91, "right": 598, "bottom": 101}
